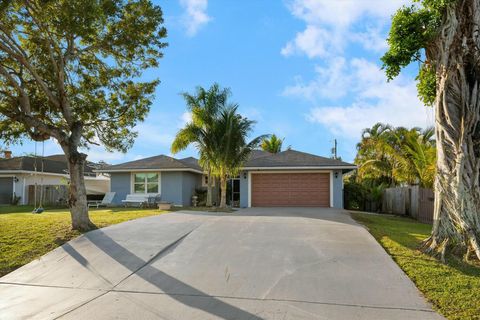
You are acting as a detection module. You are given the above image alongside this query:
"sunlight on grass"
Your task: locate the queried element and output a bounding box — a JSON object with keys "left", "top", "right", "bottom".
{"left": 351, "top": 212, "right": 480, "bottom": 320}
{"left": 0, "top": 206, "right": 166, "bottom": 277}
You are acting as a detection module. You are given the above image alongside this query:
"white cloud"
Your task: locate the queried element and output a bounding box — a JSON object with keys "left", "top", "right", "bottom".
{"left": 304, "top": 59, "right": 434, "bottom": 139}
{"left": 281, "top": 26, "right": 337, "bottom": 58}
{"left": 351, "top": 26, "right": 388, "bottom": 52}
{"left": 282, "top": 0, "right": 408, "bottom": 57}
{"left": 180, "top": 0, "right": 211, "bottom": 36}
{"left": 283, "top": 57, "right": 349, "bottom": 100}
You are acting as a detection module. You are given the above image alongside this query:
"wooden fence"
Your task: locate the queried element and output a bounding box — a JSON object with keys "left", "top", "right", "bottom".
{"left": 28, "top": 185, "right": 69, "bottom": 206}
{"left": 382, "top": 186, "right": 434, "bottom": 224}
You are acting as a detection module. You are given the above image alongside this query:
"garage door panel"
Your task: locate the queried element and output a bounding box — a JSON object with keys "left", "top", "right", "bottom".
{"left": 251, "top": 173, "right": 330, "bottom": 207}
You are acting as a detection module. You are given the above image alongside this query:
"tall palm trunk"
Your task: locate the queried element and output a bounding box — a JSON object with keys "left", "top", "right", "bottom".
{"left": 423, "top": 0, "right": 480, "bottom": 260}
{"left": 219, "top": 175, "right": 228, "bottom": 209}
{"left": 206, "top": 169, "right": 213, "bottom": 207}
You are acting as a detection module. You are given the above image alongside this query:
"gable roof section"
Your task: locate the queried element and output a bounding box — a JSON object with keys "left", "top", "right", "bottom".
{"left": 0, "top": 155, "right": 97, "bottom": 176}
{"left": 244, "top": 150, "right": 356, "bottom": 170}
{"left": 97, "top": 155, "right": 203, "bottom": 173}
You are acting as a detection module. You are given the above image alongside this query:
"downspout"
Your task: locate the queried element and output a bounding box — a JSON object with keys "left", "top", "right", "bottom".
{"left": 22, "top": 177, "right": 26, "bottom": 205}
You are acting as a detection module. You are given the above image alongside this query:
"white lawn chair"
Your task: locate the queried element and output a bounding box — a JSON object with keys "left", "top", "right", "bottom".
{"left": 88, "top": 192, "right": 116, "bottom": 208}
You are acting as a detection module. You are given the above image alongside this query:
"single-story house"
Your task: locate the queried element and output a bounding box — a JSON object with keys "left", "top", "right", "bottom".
{"left": 97, "top": 149, "right": 356, "bottom": 208}
{"left": 0, "top": 152, "right": 110, "bottom": 205}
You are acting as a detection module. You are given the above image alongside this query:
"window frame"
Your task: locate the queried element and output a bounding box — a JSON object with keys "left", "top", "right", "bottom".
{"left": 131, "top": 172, "right": 161, "bottom": 195}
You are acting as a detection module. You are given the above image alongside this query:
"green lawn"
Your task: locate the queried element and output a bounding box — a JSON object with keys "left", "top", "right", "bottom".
{"left": 351, "top": 212, "right": 480, "bottom": 320}
{"left": 0, "top": 206, "right": 166, "bottom": 277}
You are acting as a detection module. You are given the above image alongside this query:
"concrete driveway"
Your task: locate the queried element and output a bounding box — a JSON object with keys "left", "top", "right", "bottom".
{"left": 0, "top": 208, "right": 443, "bottom": 319}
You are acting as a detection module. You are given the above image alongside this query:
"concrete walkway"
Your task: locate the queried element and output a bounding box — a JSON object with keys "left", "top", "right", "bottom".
{"left": 0, "top": 208, "right": 443, "bottom": 319}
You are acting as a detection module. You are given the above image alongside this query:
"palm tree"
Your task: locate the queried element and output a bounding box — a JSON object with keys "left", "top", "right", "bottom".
{"left": 355, "top": 123, "right": 436, "bottom": 188}
{"left": 171, "top": 84, "right": 229, "bottom": 207}
{"left": 210, "top": 106, "right": 265, "bottom": 208}
{"left": 261, "top": 134, "right": 283, "bottom": 153}
{"left": 355, "top": 123, "right": 395, "bottom": 185}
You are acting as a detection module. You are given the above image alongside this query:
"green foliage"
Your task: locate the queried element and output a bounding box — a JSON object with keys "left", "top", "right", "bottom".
{"left": 210, "top": 105, "right": 266, "bottom": 179}
{"left": 343, "top": 174, "right": 387, "bottom": 212}
{"left": 355, "top": 122, "right": 436, "bottom": 189}
{"left": 382, "top": 0, "right": 455, "bottom": 105}
{"left": 0, "top": 0, "right": 167, "bottom": 152}
{"left": 382, "top": 5, "right": 439, "bottom": 80}
{"left": 171, "top": 83, "right": 229, "bottom": 170}
{"left": 261, "top": 134, "right": 283, "bottom": 153}
{"left": 352, "top": 212, "right": 480, "bottom": 320}
{"left": 416, "top": 63, "right": 437, "bottom": 106}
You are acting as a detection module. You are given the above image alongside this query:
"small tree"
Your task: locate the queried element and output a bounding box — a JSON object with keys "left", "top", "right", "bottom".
{"left": 382, "top": 0, "right": 480, "bottom": 260}
{"left": 171, "top": 84, "right": 229, "bottom": 207}
{"left": 211, "top": 106, "right": 265, "bottom": 209}
{"left": 0, "top": 1, "right": 167, "bottom": 231}
{"left": 261, "top": 134, "right": 283, "bottom": 153}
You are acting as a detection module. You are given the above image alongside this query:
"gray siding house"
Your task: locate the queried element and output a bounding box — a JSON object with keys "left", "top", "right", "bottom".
{"left": 97, "top": 150, "right": 356, "bottom": 208}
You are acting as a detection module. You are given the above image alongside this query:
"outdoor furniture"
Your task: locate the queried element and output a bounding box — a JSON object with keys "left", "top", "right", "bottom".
{"left": 147, "top": 194, "right": 162, "bottom": 208}
{"left": 121, "top": 194, "right": 149, "bottom": 207}
{"left": 88, "top": 192, "right": 116, "bottom": 208}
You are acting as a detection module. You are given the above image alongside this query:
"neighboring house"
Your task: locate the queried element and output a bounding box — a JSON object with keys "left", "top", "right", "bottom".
{"left": 97, "top": 149, "right": 356, "bottom": 208}
{"left": 0, "top": 152, "right": 110, "bottom": 205}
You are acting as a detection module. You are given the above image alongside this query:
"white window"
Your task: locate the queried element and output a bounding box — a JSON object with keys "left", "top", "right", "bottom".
{"left": 132, "top": 173, "right": 159, "bottom": 194}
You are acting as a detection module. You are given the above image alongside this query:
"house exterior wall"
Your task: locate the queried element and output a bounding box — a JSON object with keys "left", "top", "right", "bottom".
{"left": 110, "top": 171, "right": 201, "bottom": 206}
{"left": 240, "top": 169, "right": 345, "bottom": 209}
{"left": 182, "top": 172, "right": 202, "bottom": 206}
{"left": 332, "top": 170, "right": 343, "bottom": 209}
{"left": 240, "top": 171, "right": 248, "bottom": 208}
{"left": 161, "top": 171, "right": 183, "bottom": 205}
{"left": 110, "top": 173, "right": 131, "bottom": 204}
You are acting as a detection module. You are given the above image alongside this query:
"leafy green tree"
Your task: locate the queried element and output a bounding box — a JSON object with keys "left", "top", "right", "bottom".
{"left": 0, "top": 1, "right": 167, "bottom": 231}
{"left": 171, "top": 84, "right": 229, "bottom": 207}
{"left": 356, "top": 123, "right": 436, "bottom": 189}
{"left": 261, "top": 134, "right": 283, "bottom": 153}
{"left": 382, "top": 0, "right": 480, "bottom": 260}
{"left": 211, "top": 106, "right": 265, "bottom": 208}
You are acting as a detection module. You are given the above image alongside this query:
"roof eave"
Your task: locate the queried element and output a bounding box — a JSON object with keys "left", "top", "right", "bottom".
{"left": 94, "top": 168, "right": 204, "bottom": 174}
{"left": 242, "top": 166, "right": 357, "bottom": 170}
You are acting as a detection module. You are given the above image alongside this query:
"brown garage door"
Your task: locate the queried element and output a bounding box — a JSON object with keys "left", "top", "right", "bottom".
{"left": 251, "top": 172, "right": 330, "bottom": 207}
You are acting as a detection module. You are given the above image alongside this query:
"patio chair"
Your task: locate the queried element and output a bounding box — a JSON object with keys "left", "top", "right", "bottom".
{"left": 147, "top": 194, "right": 162, "bottom": 208}
{"left": 88, "top": 192, "right": 116, "bottom": 208}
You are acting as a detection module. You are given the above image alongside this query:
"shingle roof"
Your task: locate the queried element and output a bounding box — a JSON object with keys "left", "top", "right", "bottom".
{"left": 97, "top": 150, "right": 355, "bottom": 173}
{"left": 244, "top": 149, "right": 355, "bottom": 168}
{"left": 0, "top": 155, "right": 98, "bottom": 176}
{"left": 99, "top": 155, "right": 203, "bottom": 172}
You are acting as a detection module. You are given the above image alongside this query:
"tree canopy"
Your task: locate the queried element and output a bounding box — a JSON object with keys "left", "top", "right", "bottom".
{"left": 381, "top": 0, "right": 453, "bottom": 106}
{"left": 0, "top": 0, "right": 167, "bottom": 151}
{"left": 355, "top": 123, "right": 436, "bottom": 189}
{"left": 261, "top": 134, "right": 283, "bottom": 153}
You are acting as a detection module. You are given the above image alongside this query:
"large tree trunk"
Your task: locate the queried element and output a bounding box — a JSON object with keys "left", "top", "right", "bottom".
{"left": 423, "top": 0, "right": 480, "bottom": 261}
{"left": 62, "top": 146, "right": 94, "bottom": 231}
{"left": 219, "top": 176, "right": 227, "bottom": 209}
{"left": 206, "top": 169, "right": 213, "bottom": 207}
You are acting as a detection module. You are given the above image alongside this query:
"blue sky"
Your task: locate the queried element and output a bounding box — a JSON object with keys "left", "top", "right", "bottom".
{"left": 9, "top": 0, "right": 434, "bottom": 164}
